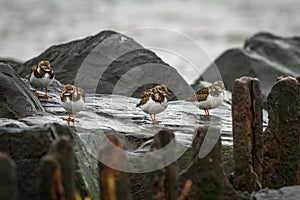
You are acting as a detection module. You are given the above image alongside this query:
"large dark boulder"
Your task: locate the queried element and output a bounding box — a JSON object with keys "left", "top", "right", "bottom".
{"left": 0, "top": 123, "right": 97, "bottom": 200}
{"left": 13, "top": 30, "right": 191, "bottom": 99}
{"left": 193, "top": 32, "right": 300, "bottom": 99}
{"left": 0, "top": 62, "right": 44, "bottom": 119}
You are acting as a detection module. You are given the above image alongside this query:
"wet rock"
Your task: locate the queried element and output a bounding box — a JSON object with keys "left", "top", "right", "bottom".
{"left": 0, "top": 124, "right": 56, "bottom": 199}
{"left": 0, "top": 123, "right": 94, "bottom": 200}
{"left": 193, "top": 32, "right": 300, "bottom": 99}
{"left": 0, "top": 70, "right": 234, "bottom": 199}
{"left": 254, "top": 186, "right": 300, "bottom": 200}
{"left": 0, "top": 152, "right": 18, "bottom": 200}
{"left": 0, "top": 63, "right": 44, "bottom": 119}
{"left": 263, "top": 77, "right": 300, "bottom": 188}
{"left": 13, "top": 30, "right": 191, "bottom": 100}
{"left": 232, "top": 77, "right": 263, "bottom": 192}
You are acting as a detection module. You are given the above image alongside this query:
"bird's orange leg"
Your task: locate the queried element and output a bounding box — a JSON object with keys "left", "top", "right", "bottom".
{"left": 63, "top": 113, "right": 78, "bottom": 123}
{"left": 63, "top": 113, "right": 72, "bottom": 122}
{"left": 35, "top": 88, "right": 40, "bottom": 98}
{"left": 204, "top": 108, "right": 209, "bottom": 116}
{"left": 150, "top": 114, "right": 154, "bottom": 124}
{"left": 153, "top": 114, "right": 158, "bottom": 124}
{"left": 72, "top": 113, "right": 79, "bottom": 123}
{"left": 43, "top": 88, "right": 52, "bottom": 99}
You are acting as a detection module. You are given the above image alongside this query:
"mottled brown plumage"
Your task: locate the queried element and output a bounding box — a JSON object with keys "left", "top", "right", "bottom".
{"left": 29, "top": 60, "right": 55, "bottom": 98}
{"left": 60, "top": 84, "right": 85, "bottom": 123}
{"left": 196, "top": 87, "right": 209, "bottom": 101}
{"left": 30, "top": 60, "right": 54, "bottom": 79}
{"left": 136, "top": 84, "right": 170, "bottom": 124}
{"left": 187, "top": 81, "right": 225, "bottom": 116}
{"left": 61, "top": 84, "right": 85, "bottom": 103}
{"left": 187, "top": 87, "right": 209, "bottom": 102}
{"left": 136, "top": 90, "right": 153, "bottom": 107}
{"left": 136, "top": 86, "right": 169, "bottom": 107}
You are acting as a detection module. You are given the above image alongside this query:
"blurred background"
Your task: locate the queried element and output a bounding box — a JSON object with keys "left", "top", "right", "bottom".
{"left": 0, "top": 0, "right": 299, "bottom": 83}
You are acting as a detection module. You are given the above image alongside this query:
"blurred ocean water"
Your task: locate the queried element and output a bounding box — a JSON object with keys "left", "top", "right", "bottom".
{"left": 0, "top": 0, "right": 300, "bottom": 83}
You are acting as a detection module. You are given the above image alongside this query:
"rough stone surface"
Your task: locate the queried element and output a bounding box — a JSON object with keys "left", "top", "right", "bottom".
{"left": 0, "top": 123, "right": 93, "bottom": 200}
{"left": 13, "top": 30, "right": 191, "bottom": 100}
{"left": 263, "top": 77, "right": 300, "bottom": 188}
{"left": 232, "top": 77, "right": 263, "bottom": 192}
{"left": 0, "top": 63, "right": 44, "bottom": 119}
{"left": 193, "top": 32, "right": 300, "bottom": 99}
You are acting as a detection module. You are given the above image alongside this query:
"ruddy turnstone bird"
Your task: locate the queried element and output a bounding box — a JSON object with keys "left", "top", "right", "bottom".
{"left": 60, "top": 84, "right": 85, "bottom": 123}
{"left": 136, "top": 85, "right": 170, "bottom": 124}
{"left": 29, "top": 60, "right": 54, "bottom": 98}
{"left": 187, "top": 81, "right": 225, "bottom": 116}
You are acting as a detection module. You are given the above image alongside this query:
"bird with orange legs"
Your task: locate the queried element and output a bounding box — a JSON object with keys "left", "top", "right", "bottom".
{"left": 29, "top": 60, "right": 54, "bottom": 99}
{"left": 60, "top": 84, "right": 85, "bottom": 123}
{"left": 187, "top": 81, "right": 225, "bottom": 116}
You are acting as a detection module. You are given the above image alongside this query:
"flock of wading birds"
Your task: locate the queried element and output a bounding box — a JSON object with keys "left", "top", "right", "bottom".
{"left": 29, "top": 60, "right": 225, "bottom": 124}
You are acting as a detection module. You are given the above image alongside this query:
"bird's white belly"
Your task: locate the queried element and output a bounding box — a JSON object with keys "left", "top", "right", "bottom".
{"left": 30, "top": 73, "right": 54, "bottom": 88}
{"left": 195, "top": 94, "right": 224, "bottom": 109}
{"left": 61, "top": 97, "right": 85, "bottom": 113}
{"left": 140, "top": 98, "right": 168, "bottom": 114}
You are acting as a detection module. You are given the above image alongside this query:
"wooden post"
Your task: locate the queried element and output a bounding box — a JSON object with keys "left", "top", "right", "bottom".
{"left": 263, "top": 77, "right": 300, "bottom": 188}
{"left": 143, "top": 128, "right": 178, "bottom": 200}
{"left": 0, "top": 152, "right": 18, "bottom": 200}
{"left": 178, "top": 126, "right": 223, "bottom": 200}
{"left": 232, "top": 77, "right": 263, "bottom": 192}
{"left": 98, "top": 135, "right": 132, "bottom": 200}
{"left": 39, "top": 155, "right": 65, "bottom": 200}
{"left": 49, "top": 136, "right": 75, "bottom": 200}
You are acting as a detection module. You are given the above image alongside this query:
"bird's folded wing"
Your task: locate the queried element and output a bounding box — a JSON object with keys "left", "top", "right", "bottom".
{"left": 136, "top": 96, "right": 149, "bottom": 107}
{"left": 78, "top": 88, "right": 86, "bottom": 101}
{"left": 30, "top": 65, "right": 37, "bottom": 74}
{"left": 187, "top": 87, "right": 209, "bottom": 102}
